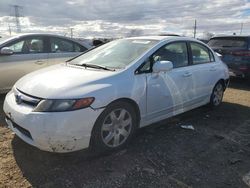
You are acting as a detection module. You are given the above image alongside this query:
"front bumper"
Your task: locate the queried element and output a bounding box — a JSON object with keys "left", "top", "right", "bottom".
{"left": 3, "top": 91, "right": 104, "bottom": 153}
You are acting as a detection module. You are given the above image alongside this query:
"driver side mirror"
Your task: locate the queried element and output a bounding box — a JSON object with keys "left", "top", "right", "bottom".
{"left": 153, "top": 60, "right": 173, "bottom": 73}
{"left": 0, "top": 47, "right": 14, "bottom": 55}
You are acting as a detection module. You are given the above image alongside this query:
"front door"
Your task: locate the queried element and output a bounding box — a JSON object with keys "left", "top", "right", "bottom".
{"left": 145, "top": 42, "right": 195, "bottom": 121}
{"left": 0, "top": 36, "right": 48, "bottom": 92}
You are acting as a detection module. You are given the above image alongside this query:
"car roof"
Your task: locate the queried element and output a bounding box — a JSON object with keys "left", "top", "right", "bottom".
{"left": 127, "top": 35, "right": 198, "bottom": 42}
{"left": 0, "top": 33, "right": 92, "bottom": 49}
{"left": 10, "top": 33, "right": 73, "bottom": 39}
{"left": 210, "top": 35, "right": 250, "bottom": 39}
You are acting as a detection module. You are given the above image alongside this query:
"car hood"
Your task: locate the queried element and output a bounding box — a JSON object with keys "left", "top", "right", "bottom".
{"left": 15, "top": 63, "right": 118, "bottom": 99}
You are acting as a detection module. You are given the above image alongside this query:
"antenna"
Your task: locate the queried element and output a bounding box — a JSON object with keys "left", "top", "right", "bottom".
{"left": 10, "top": 4, "right": 23, "bottom": 33}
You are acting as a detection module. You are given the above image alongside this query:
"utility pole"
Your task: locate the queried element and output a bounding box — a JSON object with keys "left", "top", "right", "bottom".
{"left": 193, "top": 19, "right": 197, "bottom": 38}
{"left": 240, "top": 23, "right": 243, "bottom": 35}
{"left": 8, "top": 24, "right": 12, "bottom": 36}
{"left": 70, "top": 28, "right": 73, "bottom": 38}
{"left": 10, "top": 4, "right": 22, "bottom": 33}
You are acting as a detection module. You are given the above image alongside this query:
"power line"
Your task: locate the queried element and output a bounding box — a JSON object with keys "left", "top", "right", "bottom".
{"left": 10, "top": 4, "right": 23, "bottom": 33}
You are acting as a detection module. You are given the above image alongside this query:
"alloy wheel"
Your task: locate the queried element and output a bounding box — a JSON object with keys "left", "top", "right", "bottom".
{"left": 213, "top": 83, "right": 223, "bottom": 106}
{"left": 101, "top": 108, "right": 132, "bottom": 147}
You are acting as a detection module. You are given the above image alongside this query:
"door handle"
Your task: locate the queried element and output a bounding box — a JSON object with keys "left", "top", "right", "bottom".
{"left": 35, "top": 60, "right": 45, "bottom": 65}
{"left": 183, "top": 72, "right": 192, "bottom": 77}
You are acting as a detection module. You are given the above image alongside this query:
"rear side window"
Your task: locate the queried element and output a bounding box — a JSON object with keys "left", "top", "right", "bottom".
{"left": 50, "top": 38, "right": 74, "bottom": 52}
{"left": 74, "top": 43, "right": 82, "bottom": 52}
{"left": 75, "top": 43, "right": 87, "bottom": 52}
{"left": 50, "top": 37, "right": 86, "bottom": 53}
{"left": 208, "top": 37, "right": 247, "bottom": 49}
{"left": 190, "top": 42, "right": 214, "bottom": 64}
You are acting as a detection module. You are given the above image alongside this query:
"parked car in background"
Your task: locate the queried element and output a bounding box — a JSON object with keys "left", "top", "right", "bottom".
{"left": 208, "top": 36, "right": 250, "bottom": 80}
{"left": 4, "top": 36, "right": 229, "bottom": 153}
{"left": 0, "top": 33, "right": 91, "bottom": 93}
{"left": 197, "top": 39, "right": 208, "bottom": 44}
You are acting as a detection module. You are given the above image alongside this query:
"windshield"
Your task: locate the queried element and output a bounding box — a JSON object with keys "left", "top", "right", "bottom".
{"left": 70, "top": 39, "right": 158, "bottom": 69}
{"left": 208, "top": 37, "right": 247, "bottom": 49}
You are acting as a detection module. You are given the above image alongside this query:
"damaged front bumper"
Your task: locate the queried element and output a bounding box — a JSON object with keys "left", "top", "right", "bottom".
{"left": 3, "top": 90, "right": 104, "bottom": 153}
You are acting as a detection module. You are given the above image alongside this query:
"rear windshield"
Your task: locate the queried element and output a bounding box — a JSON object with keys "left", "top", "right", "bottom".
{"left": 208, "top": 37, "right": 248, "bottom": 49}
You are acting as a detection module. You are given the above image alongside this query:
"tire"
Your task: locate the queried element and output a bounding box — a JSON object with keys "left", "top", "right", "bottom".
{"left": 210, "top": 82, "right": 224, "bottom": 107}
{"left": 90, "top": 101, "right": 137, "bottom": 152}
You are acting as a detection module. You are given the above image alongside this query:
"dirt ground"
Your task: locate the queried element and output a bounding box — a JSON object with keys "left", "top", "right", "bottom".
{"left": 0, "top": 79, "right": 250, "bottom": 188}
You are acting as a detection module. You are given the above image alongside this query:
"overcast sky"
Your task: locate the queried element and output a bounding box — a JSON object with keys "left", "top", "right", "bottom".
{"left": 0, "top": 0, "right": 250, "bottom": 38}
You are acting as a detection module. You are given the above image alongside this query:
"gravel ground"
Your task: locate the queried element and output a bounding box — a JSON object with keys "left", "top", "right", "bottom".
{"left": 0, "top": 79, "right": 250, "bottom": 188}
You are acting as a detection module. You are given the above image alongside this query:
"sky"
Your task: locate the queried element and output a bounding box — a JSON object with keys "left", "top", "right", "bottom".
{"left": 0, "top": 0, "right": 250, "bottom": 38}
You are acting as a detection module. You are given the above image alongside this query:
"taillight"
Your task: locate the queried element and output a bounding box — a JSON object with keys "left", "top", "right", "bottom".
{"left": 239, "top": 66, "right": 249, "bottom": 71}
{"left": 231, "top": 51, "right": 250, "bottom": 56}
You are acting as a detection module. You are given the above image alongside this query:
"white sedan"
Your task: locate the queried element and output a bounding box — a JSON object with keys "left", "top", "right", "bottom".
{"left": 3, "top": 36, "right": 229, "bottom": 153}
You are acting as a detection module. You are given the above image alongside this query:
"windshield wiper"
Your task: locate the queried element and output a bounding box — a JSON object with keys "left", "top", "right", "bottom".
{"left": 66, "top": 46, "right": 97, "bottom": 63}
{"left": 71, "top": 63, "right": 116, "bottom": 71}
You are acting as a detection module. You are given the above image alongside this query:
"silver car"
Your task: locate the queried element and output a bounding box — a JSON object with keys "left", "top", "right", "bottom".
{"left": 0, "top": 33, "right": 91, "bottom": 94}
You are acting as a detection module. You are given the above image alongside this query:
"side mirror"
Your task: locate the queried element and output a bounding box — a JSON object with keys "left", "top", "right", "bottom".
{"left": 153, "top": 60, "right": 173, "bottom": 73}
{"left": 0, "top": 47, "right": 14, "bottom": 55}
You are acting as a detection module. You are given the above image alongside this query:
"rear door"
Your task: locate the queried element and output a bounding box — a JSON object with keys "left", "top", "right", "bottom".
{"left": 189, "top": 42, "right": 219, "bottom": 100}
{"left": 48, "top": 37, "right": 88, "bottom": 65}
{"left": 0, "top": 36, "right": 48, "bottom": 92}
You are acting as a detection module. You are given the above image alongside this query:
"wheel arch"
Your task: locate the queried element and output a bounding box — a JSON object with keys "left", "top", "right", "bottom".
{"left": 107, "top": 98, "right": 141, "bottom": 127}
{"left": 216, "top": 78, "right": 228, "bottom": 91}
{"left": 89, "top": 97, "right": 141, "bottom": 149}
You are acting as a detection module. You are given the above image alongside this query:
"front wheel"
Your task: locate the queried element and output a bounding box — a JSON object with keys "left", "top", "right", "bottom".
{"left": 210, "top": 82, "right": 224, "bottom": 107}
{"left": 90, "top": 101, "right": 137, "bottom": 152}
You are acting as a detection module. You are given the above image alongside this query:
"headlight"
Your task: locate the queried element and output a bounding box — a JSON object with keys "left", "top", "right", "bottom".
{"left": 33, "top": 97, "right": 95, "bottom": 112}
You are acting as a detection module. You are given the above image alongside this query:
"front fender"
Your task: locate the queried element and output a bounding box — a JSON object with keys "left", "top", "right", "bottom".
{"left": 89, "top": 75, "right": 147, "bottom": 114}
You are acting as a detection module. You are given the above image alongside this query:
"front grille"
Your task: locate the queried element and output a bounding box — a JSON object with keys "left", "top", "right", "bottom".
{"left": 14, "top": 88, "right": 41, "bottom": 107}
{"left": 22, "top": 100, "right": 38, "bottom": 106}
{"left": 6, "top": 116, "right": 33, "bottom": 140}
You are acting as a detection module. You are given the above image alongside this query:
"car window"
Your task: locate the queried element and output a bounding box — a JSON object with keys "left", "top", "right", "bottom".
{"left": 74, "top": 43, "right": 81, "bottom": 52}
{"left": 51, "top": 37, "right": 78, "bottom": 53}
{"left": 152, "top": 42, "right": 188, "bottom": 68}
{"left": 137, "top": 58, "right": 151, "bottom": 73}
{"left": 7, "top": 40, "right": 24, "bottom": 53}
{"left": 208, "top": 37, "right": 247, "bottom": 49}
{"left": 74, "top": 43, "right": 87, "bottom": 52}
{"left": 6, "top": 37, "right": 44, "bottom": 54}
{"left": 190, "top": 42, "right": 211, "bottom": 64}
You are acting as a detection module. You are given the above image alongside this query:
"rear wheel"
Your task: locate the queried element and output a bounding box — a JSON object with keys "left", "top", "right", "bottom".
{"left": 210, "top": 82, "right": 224, "bottom": 107}
{"left": 91, "top": 101, "right": 137, "bottom": 152}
